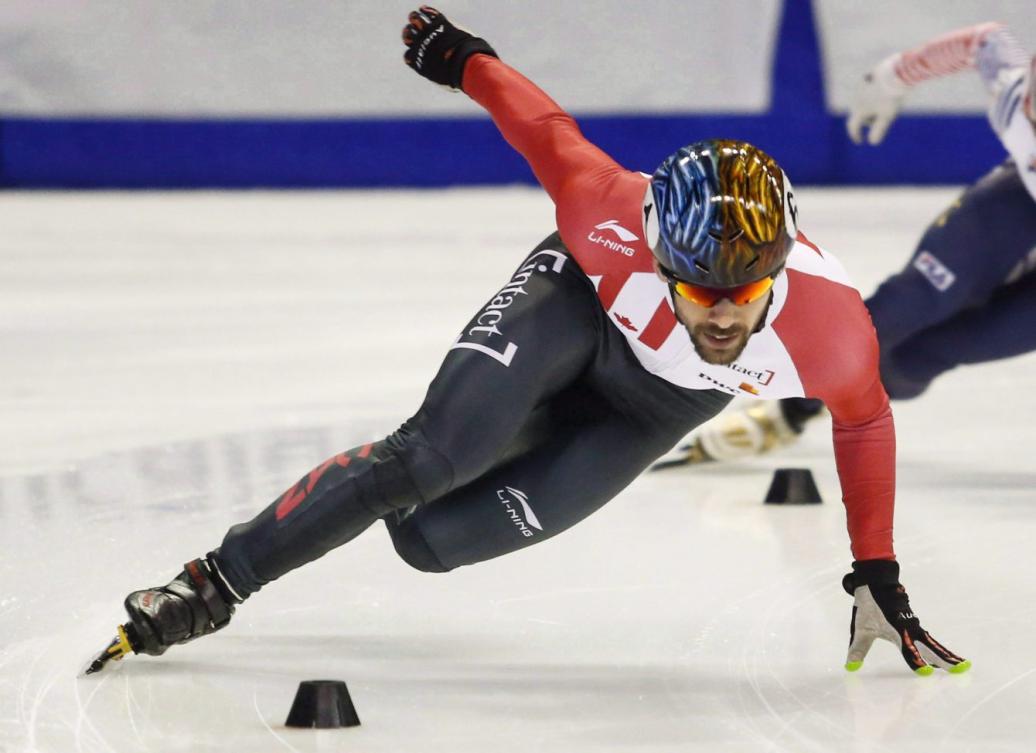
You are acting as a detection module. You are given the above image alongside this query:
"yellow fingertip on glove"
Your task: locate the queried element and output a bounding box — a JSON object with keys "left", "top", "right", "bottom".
{"left": 948, "top": 660, "right": 972, "bottom": 674}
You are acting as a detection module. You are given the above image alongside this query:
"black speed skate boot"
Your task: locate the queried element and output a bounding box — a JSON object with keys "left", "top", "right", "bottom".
{"left": 84, "top": 556, "right": 240, "bottom": 674}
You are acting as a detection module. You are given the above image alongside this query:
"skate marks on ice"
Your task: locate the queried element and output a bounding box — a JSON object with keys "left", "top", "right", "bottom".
{"left": 0, "top": 424, "right": 733, "bottom": 752}
{"left": 0, "top": 422, "right": 387, "bottom": 529}
{"left": 5, "top": 421, "right": 1036, "bottom": 751}
{"left": 4, "top": 188, "right": 1036, "bottom": 750}
{"left": 0, "top": 424, "right": 385, "bottom": 753}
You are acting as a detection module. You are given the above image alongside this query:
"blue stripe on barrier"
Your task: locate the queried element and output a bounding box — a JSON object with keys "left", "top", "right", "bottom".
{"left": 0, "top": 114, "right": 1003, "bottom": 189}
{"left": 0, "top": 0, "right": 1008, "bottom": 189}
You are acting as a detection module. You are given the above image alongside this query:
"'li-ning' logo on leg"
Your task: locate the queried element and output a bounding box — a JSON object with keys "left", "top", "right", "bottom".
{"left": 497, "top": 486, "right": 542, "bottom": 538}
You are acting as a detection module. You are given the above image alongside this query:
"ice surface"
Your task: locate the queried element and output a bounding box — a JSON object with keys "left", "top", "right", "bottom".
{"left": 2, "top": 187, "right": 1034, "bottom": 752}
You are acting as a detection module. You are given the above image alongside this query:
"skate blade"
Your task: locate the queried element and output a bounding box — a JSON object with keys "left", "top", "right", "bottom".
{"left": 81, "top": 624, "right": 134, "bottom": 676}
{"left": 650, "top": 443, "right": 712, "bottom": 471}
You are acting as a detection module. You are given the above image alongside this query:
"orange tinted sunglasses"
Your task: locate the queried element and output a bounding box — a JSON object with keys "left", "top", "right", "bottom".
{"left": 659, "top": 266, "right": 776, "bottom": 307}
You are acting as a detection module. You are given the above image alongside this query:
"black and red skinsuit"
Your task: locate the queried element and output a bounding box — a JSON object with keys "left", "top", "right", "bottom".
{"left": 215, "top": 55, "right": 896, "bottom": 597}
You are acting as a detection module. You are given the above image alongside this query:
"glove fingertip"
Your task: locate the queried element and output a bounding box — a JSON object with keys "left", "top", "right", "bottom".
{"left": 948, "top": 659, "right": 972, "bottom": 674}
{"left": 844, "top": 660, "right": 863, "bottom": 672}
{"left": 914, "top": 664, "right": 935, "bottom": 677}
{"left": 868, "top": 121, "right": 891, "bottom": 145}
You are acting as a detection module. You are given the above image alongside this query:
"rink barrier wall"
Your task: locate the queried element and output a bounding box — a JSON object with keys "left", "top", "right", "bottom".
{"left": 0, "top": 114, "right": 1001, "bottom": 189}
{"left": 0, "top": 1, "right": 1009, "bottom": 189}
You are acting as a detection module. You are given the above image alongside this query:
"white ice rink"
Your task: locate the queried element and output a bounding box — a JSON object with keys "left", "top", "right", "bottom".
{"left": 2, "top": 187, "right": 1034, "bottom": 753}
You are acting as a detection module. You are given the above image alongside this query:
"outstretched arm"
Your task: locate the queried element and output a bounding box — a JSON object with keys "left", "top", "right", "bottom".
{"left": 811, "top": 304, "right": 968, "bottom": 676}
{"left": 892, "top": 22, "right": 1024, "bottom": 88}
{"left": 402, "top": 6, "right": 623, "bottom": 205}
{"left": 848, "top": 22, "right": 1029, "bottom": 144}
{"left": 828, "top": 383, "right": 896, "bottom": 562}
{"left": 462, "top": 56, "right": 623, "bottom": 204}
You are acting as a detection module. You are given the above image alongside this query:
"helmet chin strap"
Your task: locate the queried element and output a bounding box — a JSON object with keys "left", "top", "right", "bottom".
{"left": 664, "top": 281, "right": 682, "bottom": 325}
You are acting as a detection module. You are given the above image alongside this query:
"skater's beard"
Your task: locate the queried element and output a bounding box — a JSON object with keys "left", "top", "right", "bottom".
{"left": 688, "top": 323, "right": 752, "bottom": 365}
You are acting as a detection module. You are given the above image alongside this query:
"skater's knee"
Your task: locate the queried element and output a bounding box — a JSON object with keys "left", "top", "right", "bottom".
{"left": 384, "top": 514, "right": 451, "bottom": 573}
{"left": 378, "top": 435, "right": 456, "bottom": 509}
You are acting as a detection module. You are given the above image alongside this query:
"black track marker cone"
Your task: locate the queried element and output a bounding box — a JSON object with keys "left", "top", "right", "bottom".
{"left": 285, "top": 680, "right": 361, "bottom": 729}
{"left": 764, "top": 467, "right": 822, "bottom": 505}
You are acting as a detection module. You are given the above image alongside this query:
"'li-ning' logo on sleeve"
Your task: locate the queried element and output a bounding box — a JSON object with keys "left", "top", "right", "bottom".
{"left": 913, "top": 251, "right": 956, "bottom": 292}
{"left": 594, "top": 219, "right": 639, "bottom": 242}
{"left": 497, "top": 486, "right": 542, "bottom": 538}
{"left": 588, "top": 219, "right": 639, "bottom": 256}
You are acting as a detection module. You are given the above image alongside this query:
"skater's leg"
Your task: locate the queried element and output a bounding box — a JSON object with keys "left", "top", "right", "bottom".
{"left": 879, "top": 270, "right": 1036, "bottom": 398}
{"left": 866, "top": 163, "right": 1036, "bottom": 398}
{"left": 215, "top": 234, "right": 601, "bottom": 598}
{"left": 866, "top": 160, "right": 1036, "bottom": 352}
{"left": 779, "top": 397, "right": 824, "bottom": 431}
{"left": 388, "top": 383, "right": 732, "bottom": 570}
{"left": 93, "top": 235, "right": 604, "bottom": 665}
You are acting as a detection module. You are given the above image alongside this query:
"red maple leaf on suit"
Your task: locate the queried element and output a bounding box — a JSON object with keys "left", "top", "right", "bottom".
{"left": 614, "top": 313, "right": 638, "bottom": 332}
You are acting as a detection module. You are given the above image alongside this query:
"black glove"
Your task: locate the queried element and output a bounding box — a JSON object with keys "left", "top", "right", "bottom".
{"left": 402, "top": 6, "right": 497, "bottom": 91}
{"left": 843, "top": 559, "right": 969, "bottom": 675}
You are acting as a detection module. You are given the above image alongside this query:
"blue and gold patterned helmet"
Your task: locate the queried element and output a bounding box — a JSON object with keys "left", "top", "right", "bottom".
{"left": 646, "top": 140, "right": 798, "bottom": 288}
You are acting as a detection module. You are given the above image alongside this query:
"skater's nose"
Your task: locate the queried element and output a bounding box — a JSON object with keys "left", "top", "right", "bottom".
{"left": 707, "top": 297, "right": 739, "bottom": 328}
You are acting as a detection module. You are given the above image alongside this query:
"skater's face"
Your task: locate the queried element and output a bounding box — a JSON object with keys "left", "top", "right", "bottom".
{"left": 656, "top": 261, "right": 772, "bottom": 365}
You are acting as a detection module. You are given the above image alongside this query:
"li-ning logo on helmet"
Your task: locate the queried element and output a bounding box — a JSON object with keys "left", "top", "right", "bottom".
{"left": 497, "top": 486, "right": 542, "bottom": 538}
{"left": 588, "top": 219, "right": 638, "bottom": 257}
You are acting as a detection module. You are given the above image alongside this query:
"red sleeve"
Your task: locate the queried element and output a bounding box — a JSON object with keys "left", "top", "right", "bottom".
{"left": 462, "top": 54, "right": 656, "bottom": 295}
{"left": 828, "top": 378, "right": 896, "bottom": 562}
{"left": 462, "top": 55, "right": 625, "bottom": 208}
{"left": 894, "top": 22, "right": 1006, "bottom": 86}
{"left": 775, "top": 270, "right": 896, "bottom": 561}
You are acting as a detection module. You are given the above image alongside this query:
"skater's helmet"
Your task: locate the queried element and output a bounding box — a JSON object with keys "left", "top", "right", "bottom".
{"left": 645, "top": 140, "right": 798, "bottom": 292}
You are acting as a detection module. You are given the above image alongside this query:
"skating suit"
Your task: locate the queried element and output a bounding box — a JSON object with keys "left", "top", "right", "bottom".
{"left": 462, "top": 55, "right": 895, "bottom": 561}
{"left": 863, "top": 24, "right": 1036, "bottom": 398}
{"left": 213, "top": 57, "right": 899, "bottom": 598}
